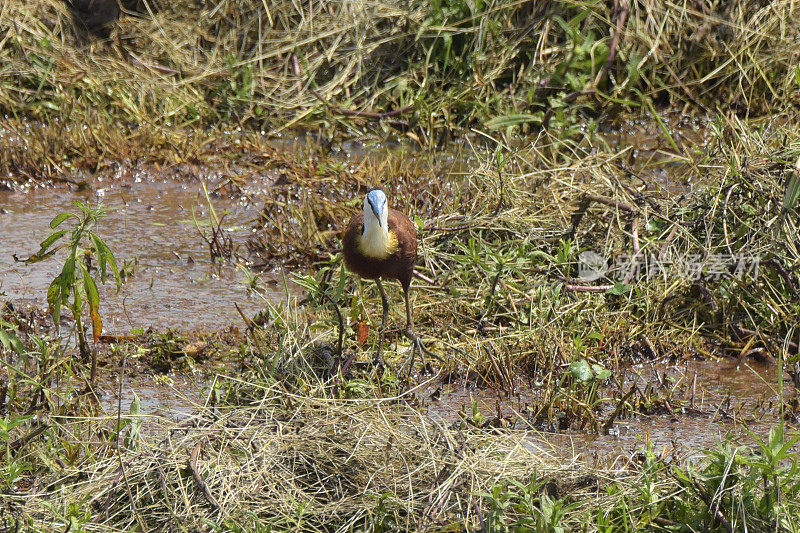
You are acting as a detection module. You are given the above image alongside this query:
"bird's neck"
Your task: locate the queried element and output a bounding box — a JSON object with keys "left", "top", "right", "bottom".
{"left": 359, "top": 218, "right": 398, "bottom": 259}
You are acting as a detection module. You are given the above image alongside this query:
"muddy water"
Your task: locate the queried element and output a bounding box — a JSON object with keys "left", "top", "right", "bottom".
{"left": 103, "top": 355, "right": 795, "bottom": 457}
{"left": 424, "top": 358, "right": 796, "bottom": 463}
{"left": 103, "top": 373, "right": 205, "bottom": 422}
{"left": 0, "top": 179, "right": 277, "bottom": 333}
{"left": 587, "top": 359, "right": 792, "bottom": 460}
{"left": 600, "top": 114, "right": 712, "bottom": 194}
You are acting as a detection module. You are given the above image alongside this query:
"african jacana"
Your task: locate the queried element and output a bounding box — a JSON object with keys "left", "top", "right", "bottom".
{"left": 342, "top": 188, "right": 440, "bottom": 369}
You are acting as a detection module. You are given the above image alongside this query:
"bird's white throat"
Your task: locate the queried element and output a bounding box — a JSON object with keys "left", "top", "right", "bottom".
{"left": 359, "top": 211, "right": 394, "bottom": 258}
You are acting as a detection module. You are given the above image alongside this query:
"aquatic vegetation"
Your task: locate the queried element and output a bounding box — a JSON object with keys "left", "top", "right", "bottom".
{"left": 24, "top": 201, "right": 121, "bottom": 385}
{"left": 0, "top": 318, "right": 23, "bottom": 355}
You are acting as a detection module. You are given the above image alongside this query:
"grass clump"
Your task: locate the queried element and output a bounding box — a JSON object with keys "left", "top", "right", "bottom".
{"left": 2, "top": 0, "right": 800, "bottom": 182}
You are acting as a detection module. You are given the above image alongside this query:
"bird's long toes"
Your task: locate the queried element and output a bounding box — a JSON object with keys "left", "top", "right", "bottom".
{"left": 400, "top": 343, "right": 417, "bottom": 378}
{"left": 404, "top": 328, "right": 444, "bottom": 364}
{"left": 373, "top": 346, "right": 384, "bottom": 368}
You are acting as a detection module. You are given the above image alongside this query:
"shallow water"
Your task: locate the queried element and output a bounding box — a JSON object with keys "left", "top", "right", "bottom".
{"left": 0, "top": 177, "right": 277, "bottom": 333}
{"left": 599, "top": 114, "right": 711, "bottom": 194}
{"left": 101, "top": 373, "right": 205, "bottom": 422}
{"left": 94, "top": 353, "right": 795, "bottom": 463}
{"left": 424, "top": 358, "right": 795, "bottom": 463}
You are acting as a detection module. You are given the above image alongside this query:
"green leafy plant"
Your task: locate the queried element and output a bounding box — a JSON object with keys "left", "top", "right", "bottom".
{"left": 783, "top": 155, "right": 800, "bottom": 213}
{"left": 481, "top": 474, "right": 579, "bottom": 532}
{"left": 0, "top": 318, "right": 24, "bottom": 354}
{"left": 0, "top": 413, "right": 33, "bottom": 490}
{"left": 239, "top": 265, "right": 265, "bottom": 293}
{"left": 569, "top": 358, "right": 611, "bottom": 383}
{"left": 418, "top": 0, "right": 487, "bottom": 75}
{"left": 25, "top": 201, "right": 120, "bottom": 385}
{"left": 112, "top": 391, "right": 142, "bottom": 451}
{"left": 369, "top": 492, "right": 400, "bottom": 532}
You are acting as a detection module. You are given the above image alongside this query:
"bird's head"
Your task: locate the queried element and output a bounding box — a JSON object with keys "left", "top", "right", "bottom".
{"left": 363, "top": 187, "right": 388, "bottom": 230}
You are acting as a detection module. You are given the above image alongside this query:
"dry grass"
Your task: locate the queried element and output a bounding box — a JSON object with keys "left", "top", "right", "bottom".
{"left": 1, "top": 0, "right": 799, "bottom": 183}
{"left": 16, "top": 387, "right": 613, "bottom": 531}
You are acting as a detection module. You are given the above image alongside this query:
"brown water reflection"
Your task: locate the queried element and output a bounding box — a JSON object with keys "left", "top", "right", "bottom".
{"left": 0, "top": 178, "right": 279, "bottom": 333}
{"left": 424, "top": 358, "right": 797, "bottom": 463}
{"left": 101, "top": 373, "right": 204, "bottom": 422}
{"left": 90, "top": 354, "right": 796, "bottom": 460}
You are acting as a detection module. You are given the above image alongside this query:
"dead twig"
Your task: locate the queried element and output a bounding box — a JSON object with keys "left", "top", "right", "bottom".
{"left": 413, "top": 269, "right": 436, "bottom": 286}
{"left": 658, "top": 224, "right": 679, "bottom": 262}
{"left": 564, "top": 284, "right": 615, "bottom": 292}
{"left": 9, "top": 423, "right": 49, "bottom": 451}
{"left": 678, "top": 475, "right": 734, "bottom": 533}
{"left": 585, "top": 193, "right": 638, "bottom": 214}
{"left": 594, "top": 0, "right": 629, "bottom": 87}
{"left": 766, "top": 257, "right": 798, "bottom": 300}
{"left": 189, "top": 438, "right": 222, "bottom": 514}
{"left": 233, "top": 301, "right": 255, "bottom": 329}
{"left": 602, "top": 384, "right": 637, "bottom": 434}
{"left": 735, "top": 326, "right": 799, "bottom": 354}
{"left": 623, "top": 218, "right": 641, "bottom": 284}
{"left": 424, "top": 223, "right": 472, "bottom": 232}
{"left": 569, "top": 193, "right": 638, "bottom": 240}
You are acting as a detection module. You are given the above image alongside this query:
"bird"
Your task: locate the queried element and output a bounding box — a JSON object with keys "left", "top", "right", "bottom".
{"left": 342, "top": 187, "right": 441, "bottom": 370}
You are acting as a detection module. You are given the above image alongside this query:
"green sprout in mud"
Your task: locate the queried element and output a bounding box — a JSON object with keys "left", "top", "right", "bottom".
{"left": 0, "top": 317, "right": 24, "bottom": 354}
{"left": 25, "top": 201, "right": 120, "bottom": 386}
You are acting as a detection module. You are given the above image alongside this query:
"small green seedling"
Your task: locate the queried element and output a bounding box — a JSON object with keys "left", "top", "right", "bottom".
{"left": 0, "top": 318, "right": 24, "bottom": 354}
{"left": 26, "top": 201, "right": 121, "bottom": 386}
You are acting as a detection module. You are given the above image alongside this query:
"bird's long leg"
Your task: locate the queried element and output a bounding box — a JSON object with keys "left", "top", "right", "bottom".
{"left": 401, "top": 281, "right": 443, "bottom": 374}
{"left": 375, "top": 279, "right": 389, "bottom": 367}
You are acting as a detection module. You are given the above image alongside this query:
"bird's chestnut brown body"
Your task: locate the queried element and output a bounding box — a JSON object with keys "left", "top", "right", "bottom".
{"left": 339, "top": 187, "right": 438, "bottom": 371}
{"left": 342, "top": 209, "right": 417, "bottom": 290}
